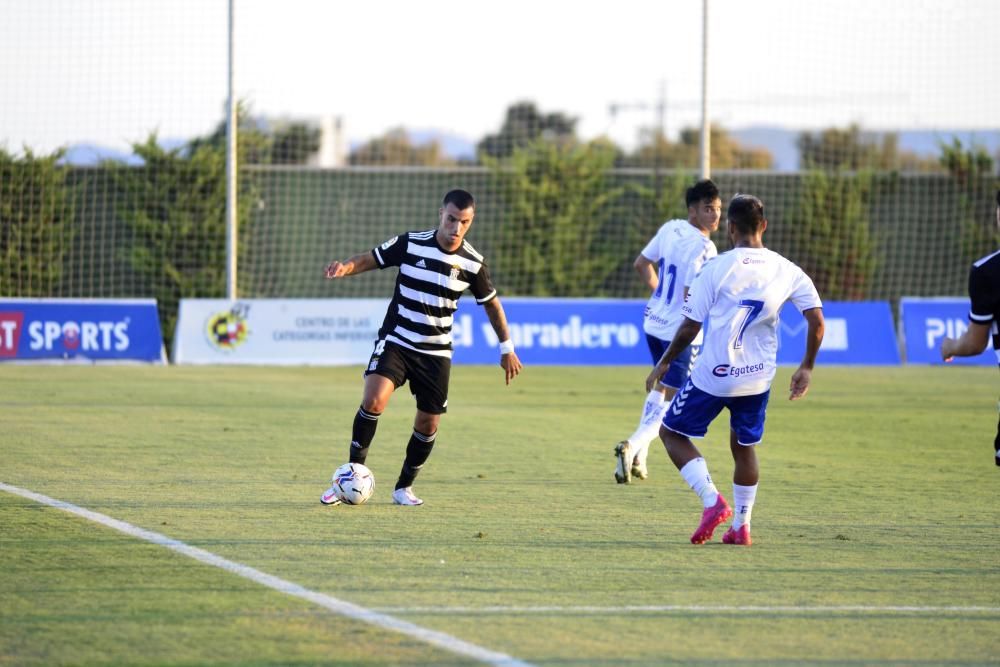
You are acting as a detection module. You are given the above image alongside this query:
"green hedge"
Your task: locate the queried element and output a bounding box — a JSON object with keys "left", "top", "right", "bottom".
{"left": 2, "top": 158, "right": 996, "bottom": 349}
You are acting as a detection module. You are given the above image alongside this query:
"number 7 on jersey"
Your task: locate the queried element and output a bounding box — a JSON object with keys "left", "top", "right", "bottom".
{"left": 734, "top": 299, "right": 764, "bottom": 349}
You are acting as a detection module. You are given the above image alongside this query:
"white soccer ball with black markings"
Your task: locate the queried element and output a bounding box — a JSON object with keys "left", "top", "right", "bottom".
{"left": 331, "top": 463, "right": 375, "bottom": 505}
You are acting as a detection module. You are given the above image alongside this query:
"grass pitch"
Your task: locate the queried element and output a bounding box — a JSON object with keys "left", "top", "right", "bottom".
{"left": 1, "top": 363, "right": 998, "bottom": 666}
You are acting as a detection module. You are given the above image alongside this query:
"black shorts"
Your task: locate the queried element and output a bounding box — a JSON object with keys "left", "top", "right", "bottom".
{"left": 365, "top": 339, "right": 451, "bottom": 414}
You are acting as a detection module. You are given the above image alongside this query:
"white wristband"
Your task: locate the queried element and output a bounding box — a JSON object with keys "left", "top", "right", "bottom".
{"left": 498, "top": 339, "right": 515, "bottom": 355}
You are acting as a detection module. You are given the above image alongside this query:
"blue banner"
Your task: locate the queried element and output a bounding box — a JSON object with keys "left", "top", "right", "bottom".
{"left": 776, "top": 301, "right": 900, "bottom": 365}
{"left": 900, "top": 297, "right": 995, "bottom": 365}
{"left": 452, "top": 298, "right": 900, "bottom": 366}
{"left": 0, "top": 298, "right": 164, "bottom": 363}
{"left": 453, "top": 298, "right": 648, "bottom": 365}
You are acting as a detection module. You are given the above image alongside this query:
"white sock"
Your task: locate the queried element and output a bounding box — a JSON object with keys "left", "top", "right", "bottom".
{"left": 731, "top": 483, "right": 758, "bottom": 529}
{"left": 627, "top": 390, "right": 667, "bottom": 462}
{"left": 679, "top": 457, "right": 719, "bottom": 508}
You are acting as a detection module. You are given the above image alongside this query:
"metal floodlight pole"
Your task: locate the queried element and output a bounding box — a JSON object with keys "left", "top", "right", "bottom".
{"left": 225, "top": 0, "right": 238, "bottom": 299}
{"left": 699, "top": 0, "right": 711, "bottom": 179}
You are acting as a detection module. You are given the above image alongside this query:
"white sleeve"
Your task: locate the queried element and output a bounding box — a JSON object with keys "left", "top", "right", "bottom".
{"left": 681, "top": 265, "right": 714, "bottom": 324}
{"left": 640, "top": 227, "right": 665, "bottom": 262}
{"left": 789, "top": 269, "right": 823, "bottom": 312}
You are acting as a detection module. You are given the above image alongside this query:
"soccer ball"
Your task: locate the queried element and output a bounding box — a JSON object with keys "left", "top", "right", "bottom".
{"left": 331, "top": 463, "right": 375, "bottom": 505}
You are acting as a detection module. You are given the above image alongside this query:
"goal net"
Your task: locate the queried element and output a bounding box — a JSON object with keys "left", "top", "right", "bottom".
{"left": 1, "top": 0, "right": 997, "bottom": 347}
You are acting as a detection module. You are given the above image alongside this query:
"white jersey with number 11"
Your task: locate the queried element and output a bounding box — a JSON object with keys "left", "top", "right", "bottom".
{"left": 682, "top": 247, "right": 822, "bottom": 397}
{"left": 640, "top": 219, "right": 717, "bottom": 341}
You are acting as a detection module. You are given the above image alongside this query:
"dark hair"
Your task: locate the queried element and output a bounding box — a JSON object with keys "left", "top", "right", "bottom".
{"left": 685, "top": 179, "right": 720, "bottom": 208}
{"left": 727, "top": 193, "right": 766, "bottom": 234}
{"left": 443, "top": 189, "right": 476, "bottom": 211}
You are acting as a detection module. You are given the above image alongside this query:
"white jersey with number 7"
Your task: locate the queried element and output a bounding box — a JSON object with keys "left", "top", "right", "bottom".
{"left": 682, "top": 247, "right": 822, "bottom": 397}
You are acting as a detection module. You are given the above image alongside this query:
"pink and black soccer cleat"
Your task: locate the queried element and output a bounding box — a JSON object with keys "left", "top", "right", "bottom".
{"left": 690, "top": 494, "right": 732, "bottom": 544}
{"left": 722, "top": 524, "right": 752, "bottom": 546}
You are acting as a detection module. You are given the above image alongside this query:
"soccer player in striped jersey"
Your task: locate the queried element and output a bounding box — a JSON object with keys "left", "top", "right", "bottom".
{"left": 320, "top": 189, "right": 522, "bottom": 506}
{"left": 941, "top": 189, "right": 1000, "bottom": 466}
{"left": 647, "top": 194, "right": 825, "bottom": 545}
{"left": 613, "top": 179, "right": 721, "bottom": 484}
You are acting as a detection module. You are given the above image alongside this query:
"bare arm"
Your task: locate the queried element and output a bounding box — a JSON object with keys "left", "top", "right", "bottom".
{"left": 941, "top": 322, "right": 990, "bottom": 361}
{"left": 646, "top": 317, "right": 702, "bottom": 392}
{"left": 483, "top": 297, "right": 523, "bottom": 385}
{"left": 789, "top": 307, "right": 825, "bottom": 400}
{"left": 634, "top": 254, "right": 659, "bottom": 292}
{"left": 324, "top": 252, "right": 377, "bottom": 279}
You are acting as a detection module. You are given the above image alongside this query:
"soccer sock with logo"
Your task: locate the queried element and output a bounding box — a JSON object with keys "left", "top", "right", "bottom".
{"left": 627, "top": 389, "right": 667, "bottom": 461}
{"left": 679, "top": 457, "right": 720, "bottom": 508}
{"left": 731, "top": 483, "right": 758, "bottom": 529}
{"left": 348, "top": 406, "right": 381, "bottom": 464}
{"left": 395, "top": 429, "right": 437, "bottom": 490}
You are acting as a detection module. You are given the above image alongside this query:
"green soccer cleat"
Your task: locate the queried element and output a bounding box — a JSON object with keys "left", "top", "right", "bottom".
{"left": 631, "top": 454, "right": 648, "bottom": 480}
{"left": 613, "top": 441, "right": 632, "bottom": 484}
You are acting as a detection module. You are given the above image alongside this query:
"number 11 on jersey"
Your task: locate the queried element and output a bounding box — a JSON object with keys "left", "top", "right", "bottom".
{"left": 655, "top": 262, "right": 678, "bottom": 304}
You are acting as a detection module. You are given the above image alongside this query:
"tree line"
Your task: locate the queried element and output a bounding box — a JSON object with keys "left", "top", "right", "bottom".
{"left": 1, "top": 100, "right": 997, "bottom": 353}
{"left": 214, "top": 100, "right": 979, "bottom": 172}
{"left": 348, "top": 101, "right": 971, "bottom": 172}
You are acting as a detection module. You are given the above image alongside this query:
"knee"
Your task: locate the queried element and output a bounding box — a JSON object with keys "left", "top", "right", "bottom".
{"left": 362, "top": 397, "right": 387, "bottom": 414}
{"left": 660, "top": 426, "right": 685, "bottom": 452}
{"left": 732, "top": 444, "right": 758, "bottom": 467}
{"left": 414, "top": 413, "right": 439, "bottom": 436}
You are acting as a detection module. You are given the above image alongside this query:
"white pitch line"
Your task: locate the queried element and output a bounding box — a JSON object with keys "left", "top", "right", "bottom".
{"left": 0, "top": 482, "right": 533, "bottom": 667}
{"left": 376, "top": 604, "right": 1000, "bottom": 615}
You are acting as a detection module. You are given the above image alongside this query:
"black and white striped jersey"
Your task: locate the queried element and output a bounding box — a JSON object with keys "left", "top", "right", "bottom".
{"left": 371, "top": 229, "right": 497, "bottom": 358}
{"left": 969, "top": 248, "right": 1000, "bottom": 367}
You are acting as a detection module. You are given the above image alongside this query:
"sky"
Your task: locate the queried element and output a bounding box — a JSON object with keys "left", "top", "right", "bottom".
{"left": 2, "top": 0, "right": 999, "bottom": 157}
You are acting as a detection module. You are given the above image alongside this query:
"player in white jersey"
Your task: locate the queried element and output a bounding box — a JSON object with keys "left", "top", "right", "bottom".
{"left": 646, "top": 194, "right": 825, "bottom": 546}
{"left": 613, "top": 179, "right": 721, "bottom": 484}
